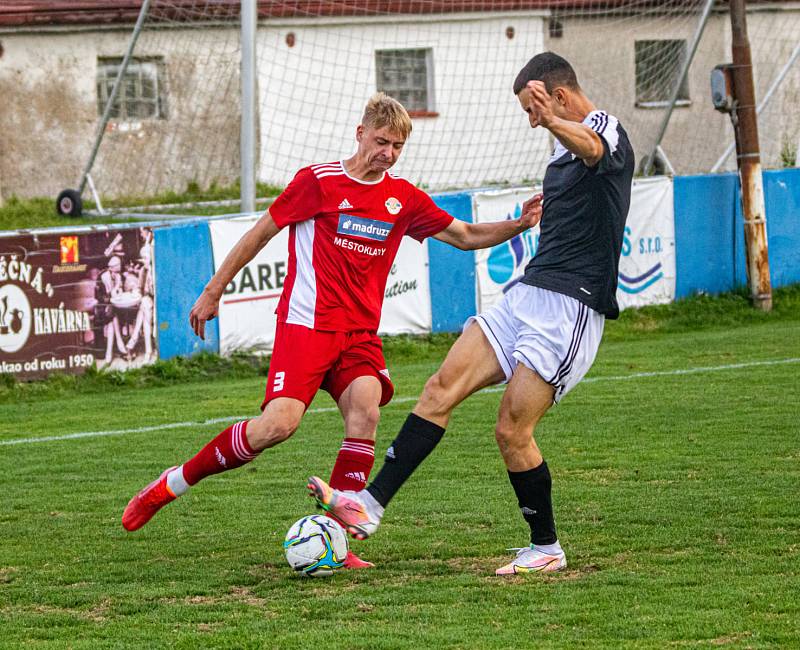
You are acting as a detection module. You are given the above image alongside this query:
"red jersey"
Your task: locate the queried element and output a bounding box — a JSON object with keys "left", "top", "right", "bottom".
{"left": 269, "top": 161, "right": 454, "bottom": 332}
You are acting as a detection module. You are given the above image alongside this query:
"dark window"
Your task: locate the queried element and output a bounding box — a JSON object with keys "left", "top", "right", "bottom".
{"left": 97, "top": 57, "right": 167, "bottom": 120}
{"left": 375, "top": 48, "right": 434, "bottom": 114}
{"left": 635, "top": 40, "right": 690, "bottom": 107}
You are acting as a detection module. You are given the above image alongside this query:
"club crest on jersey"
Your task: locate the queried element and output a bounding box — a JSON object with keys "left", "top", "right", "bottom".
{"left": 385, "top": 197, "right": 402, "bottom": 215}
{"left": 337, "top": 214, "right": 393, "bottom": 241}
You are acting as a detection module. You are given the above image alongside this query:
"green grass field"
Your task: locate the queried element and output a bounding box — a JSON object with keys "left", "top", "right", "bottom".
{"left": 1, "top": 296, "right": 799, "bottom": 649}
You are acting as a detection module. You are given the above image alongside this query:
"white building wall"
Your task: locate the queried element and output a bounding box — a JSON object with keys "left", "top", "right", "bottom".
{"left": 255, "top": 14, "right": 550, "bottom": 189}
{"left": 730, "top": 10, "right": 800, "bottom": 171}
{"left": 0, "top": 25, "right": 242, "bottom": 201}
{"left": 0, "top": 31, "right": 99, "bottom": 200}
{"left": 1, "top": 8, "right": 796, "bottom": 201}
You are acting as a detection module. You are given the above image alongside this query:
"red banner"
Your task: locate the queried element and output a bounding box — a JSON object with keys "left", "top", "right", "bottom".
{"left": 0, "top": 227, "right": 157, "bottom": 379}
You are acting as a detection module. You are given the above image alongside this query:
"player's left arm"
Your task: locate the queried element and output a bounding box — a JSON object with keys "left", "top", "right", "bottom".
{"left": 432, "top": 193, "right": 542, "bottom": 250}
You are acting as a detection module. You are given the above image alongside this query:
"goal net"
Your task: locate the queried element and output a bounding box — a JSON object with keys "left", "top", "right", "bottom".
{"left": 87, "top": 0, "right": 800, "bottom": 202}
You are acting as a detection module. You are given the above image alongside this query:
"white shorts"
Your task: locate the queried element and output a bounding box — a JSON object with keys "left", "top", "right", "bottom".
{"left": 467, "top": 284, "right": 604, "bottom": 403}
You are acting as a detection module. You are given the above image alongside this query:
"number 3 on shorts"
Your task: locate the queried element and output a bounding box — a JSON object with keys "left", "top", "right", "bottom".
{"left": 273, "top": 371, "right": 285, "bottom": 392}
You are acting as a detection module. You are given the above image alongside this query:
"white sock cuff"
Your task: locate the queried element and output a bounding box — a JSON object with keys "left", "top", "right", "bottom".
{"left": 361, "top": 489, "right": 385, "bottom": 518}
{"left": 533, "top": 540, "right": 564, "bottom": 556}
{"left": 166, "top": 466, "right": 190, "bottom": 497}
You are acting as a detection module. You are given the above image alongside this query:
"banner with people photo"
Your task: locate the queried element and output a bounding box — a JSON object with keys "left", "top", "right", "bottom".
{"left": 0, "top": 227, "right": 157, "bottom": 380}
{"left": 209, "top": 216, "right": 433, "bottom": 356}
{"left": 473, "top": 177, "right": 676, "bottom": 312}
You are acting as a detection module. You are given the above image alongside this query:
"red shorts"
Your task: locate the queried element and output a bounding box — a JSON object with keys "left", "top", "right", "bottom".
{"left": 261, "top": 322, "right": 394, "bottom": 410}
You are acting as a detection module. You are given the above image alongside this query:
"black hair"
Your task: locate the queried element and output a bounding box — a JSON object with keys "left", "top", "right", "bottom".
{"left": 513, "top": 52, "right": 580, "bottom": 95}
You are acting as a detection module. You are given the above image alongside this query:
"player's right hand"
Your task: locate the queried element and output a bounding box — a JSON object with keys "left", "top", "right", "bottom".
{"left": 189, "top": 289, "right": 219, "bottom": 340}
{"left": 527, "top": 80, "right": 554, "bottom": 129}
{"left": 521, "top": 192, "right": 544, "bottom": 228}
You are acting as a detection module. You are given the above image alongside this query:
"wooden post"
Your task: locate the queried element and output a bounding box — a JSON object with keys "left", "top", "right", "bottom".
{"left": 730, "top": 0, "right": 772, "bottom": 311}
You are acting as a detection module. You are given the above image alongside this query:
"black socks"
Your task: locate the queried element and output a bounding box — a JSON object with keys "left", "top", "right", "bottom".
{"left": 366, "top": 413, "right": 445, "bottom": 507}
{"left": 507, "top": 461, "right": 558, "bottom": 546}
{"left": 364, "top": 413, "right": 558, "bottom": 548}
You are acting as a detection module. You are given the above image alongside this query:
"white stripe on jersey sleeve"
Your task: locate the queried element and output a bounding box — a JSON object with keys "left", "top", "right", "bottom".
{"left": 550, "top": 140, "right": 569, "bottom": 162}
{"left": 311, "top": 162, "right": 342, "bottom": 171}
{"left": 585, "top": 110, "right": 619, "bottom": 155}
{"left": 311, "top": 162, "right": 343, "bottom": 177}
{"left": 286, "top": 220, "right": 317, "bottom": 328}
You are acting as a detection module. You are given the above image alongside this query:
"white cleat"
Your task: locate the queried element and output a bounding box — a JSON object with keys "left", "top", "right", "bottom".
{"left": 495, "top": 546, "right": 567, "bottom": 576}
{"left": 307, "top": 476, "right": 382, "bottom": 540}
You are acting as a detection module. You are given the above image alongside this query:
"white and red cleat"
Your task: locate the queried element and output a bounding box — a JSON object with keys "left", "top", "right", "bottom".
{"left": 495, "top": 546, "right": 567, "bottom": 575}
{"left": 306, "top": 476, "right": 382, "bottom": 540}
{"left": 122, "top": 467, "right": 177, "bottom": 531}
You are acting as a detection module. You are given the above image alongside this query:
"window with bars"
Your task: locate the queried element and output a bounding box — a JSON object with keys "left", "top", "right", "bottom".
{"left": 97, "top": 57, "right": 167, "bottom": 120}
{"left": 634, "top": 40, "right": 690, "bottom": 108}
{"left": 375, "top": 48, "right": 436, "bottom": 115}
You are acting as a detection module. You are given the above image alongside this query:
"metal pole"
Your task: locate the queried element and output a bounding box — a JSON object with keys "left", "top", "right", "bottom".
{"left": 643, "top": 0, "right": 715, "bottom": 175}
{"left": 78, "top": 0, "right": 152, "bottom": 195}
{"left": 711, "top": 40, "right": 800, "bottom": 172}
{"left": 240, "top": 0, "right": 257, "bottom": 213}
{"left": 86, "top": 174, "right": 106, "bottom": 215}
{"left": 730, "top": 0, "right": 772, "bottom": 311}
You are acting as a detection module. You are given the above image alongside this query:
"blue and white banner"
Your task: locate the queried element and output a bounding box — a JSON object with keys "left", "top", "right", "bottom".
{"left": 473, "top": 187, "right": 542, "bottom": 312}
{"left": 617, "top": 176, "right": 675, "bottom": 309}
{"left": 473, "top": 176, "right": 676, "bottom": 313}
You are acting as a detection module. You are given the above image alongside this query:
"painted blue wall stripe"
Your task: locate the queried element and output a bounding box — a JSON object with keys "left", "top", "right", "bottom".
{"left": 154, "top": 222, "right": 219, "bottom": 358}
{"left": 761, "top": 169, "right": 800, "bottom": 287}
{"left": 428, "top": 192, "right": 476, "bottom": 333}
{"left": 673, "top": 173, "right": 740, "bottom": 298}
{"left": 674, "top": 169, "right": 800, "bottom": 298}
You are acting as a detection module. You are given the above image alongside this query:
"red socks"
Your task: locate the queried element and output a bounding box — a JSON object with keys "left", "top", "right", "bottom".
{"left": 182, "top": 420, "right": 259, "bottom": 486}
{"left": 329, "top": 437, "right": 375, "bottom": 491}
{"left": 178, "top": 426, "right": 373, "bottom": 494}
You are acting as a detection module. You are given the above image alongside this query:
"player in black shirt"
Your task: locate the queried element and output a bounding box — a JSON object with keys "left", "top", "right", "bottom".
{"left": 520, "top": 70, "right": 634, "bottom": 321}
{"left": 308, "top": 52, "right": 635, "bottom": 575}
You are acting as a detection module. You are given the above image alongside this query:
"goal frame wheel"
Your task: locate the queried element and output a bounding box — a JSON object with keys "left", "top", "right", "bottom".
{"left": 56, "top": 189, "right": 83, "bottom": 218}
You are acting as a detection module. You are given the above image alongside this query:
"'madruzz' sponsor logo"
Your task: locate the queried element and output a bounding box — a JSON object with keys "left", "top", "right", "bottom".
{"left": 337, "top": 214, "right": 393, "bottom": 242}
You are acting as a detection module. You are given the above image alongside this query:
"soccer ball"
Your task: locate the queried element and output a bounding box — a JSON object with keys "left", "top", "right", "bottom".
{"left": 283, "top": 514, "right": 348, "bottom": 577}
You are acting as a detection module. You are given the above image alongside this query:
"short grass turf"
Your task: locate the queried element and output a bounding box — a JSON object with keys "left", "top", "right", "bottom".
{"left": 1, "top": 317, "right": 799, "bottom": 648}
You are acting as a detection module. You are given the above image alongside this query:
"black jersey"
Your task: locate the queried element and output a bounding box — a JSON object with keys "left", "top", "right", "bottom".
{"left": 521, "top": 111, "right": 634, "bottom": 319}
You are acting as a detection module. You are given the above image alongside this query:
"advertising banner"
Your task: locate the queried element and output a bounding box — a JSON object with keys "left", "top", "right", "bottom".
{"left": 209, "top": 217, "right": 433, "bottom": 356}
{"left": 617, "top": 176, "right": 676, "bottom": 309}
{"left": 473, "top": 177, "right": 676, "bottom": 312}
{"left": 209, "top": 218, "right": 288, "bottom": 356}
{"left": 377, "top": 237, "right": 432, "bottom": 336}
{"left": 473, "top": 187, "right": 542, "bottom": 312}
{"left": 0, "top": 227, "right": 157, "bottom": 379}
